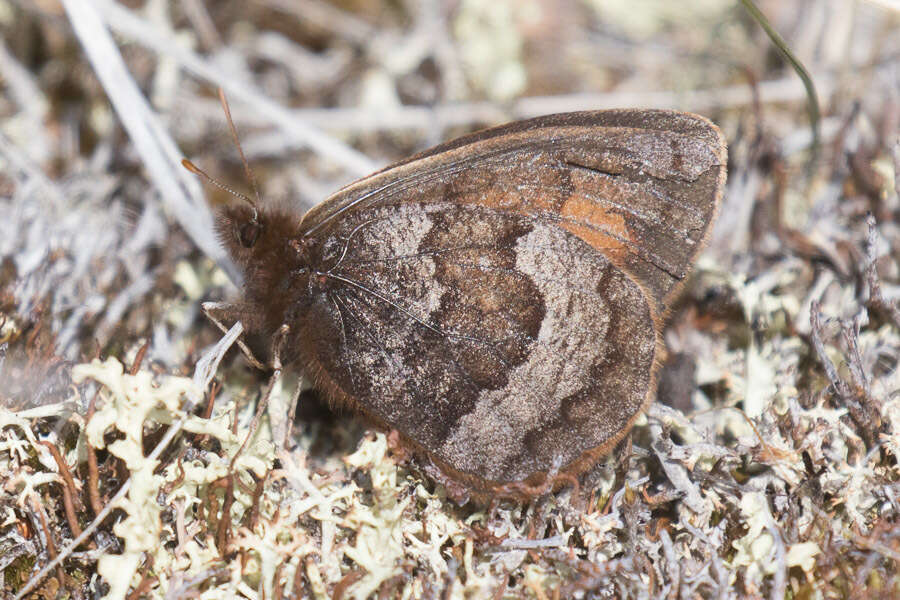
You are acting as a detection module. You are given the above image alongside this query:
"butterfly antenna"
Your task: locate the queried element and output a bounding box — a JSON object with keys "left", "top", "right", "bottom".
{"left": 218, "top": 88, "right": 263, "bottom": 210}
{"left": 181, "top": 158, "right": 259, "bottom": 222}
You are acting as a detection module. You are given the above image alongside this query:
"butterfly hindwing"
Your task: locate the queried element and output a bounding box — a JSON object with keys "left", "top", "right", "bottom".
{"left": 298, "top": 202, "right": 657, "bottom": 484}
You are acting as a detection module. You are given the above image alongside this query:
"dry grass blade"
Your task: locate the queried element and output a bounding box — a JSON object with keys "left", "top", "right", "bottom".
{"left": 92, "top": 0, "right": 377, "bottom": 178}
{"left": 60, "top": 0, "right": 231, "bottom": 279}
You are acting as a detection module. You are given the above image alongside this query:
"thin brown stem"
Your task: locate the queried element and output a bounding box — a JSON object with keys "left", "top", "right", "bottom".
{"left": 39, "top": 441, "right": 86, "bottom": 543}
{"left": 31, "top": 495, "right": 66, "bottom": 589}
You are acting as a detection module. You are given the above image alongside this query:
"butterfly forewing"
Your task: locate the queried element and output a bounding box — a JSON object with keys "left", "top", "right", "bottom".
{"left": 301, "top": 109, "right": 727, "bottom": 313}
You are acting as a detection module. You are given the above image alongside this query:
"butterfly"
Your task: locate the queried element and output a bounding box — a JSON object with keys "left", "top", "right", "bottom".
{"left": 190, "top": 106, "right": 726, "bottom": 504}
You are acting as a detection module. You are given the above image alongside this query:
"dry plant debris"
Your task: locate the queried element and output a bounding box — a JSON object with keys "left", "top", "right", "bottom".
{"left": 1, "top": 1, "right": 900, "bottom": 598}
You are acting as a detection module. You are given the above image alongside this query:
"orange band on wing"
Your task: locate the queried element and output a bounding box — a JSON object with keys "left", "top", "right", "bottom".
{"left": 559, "top": 194, "right": 629, "bottom": 264}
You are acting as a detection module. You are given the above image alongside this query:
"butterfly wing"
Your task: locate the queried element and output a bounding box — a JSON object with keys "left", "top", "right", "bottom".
{"left": 296, "top": 110, "right": 726, "bottom": 488}
{"left": 303, "top": 110, "right": 727, "bottom": 312}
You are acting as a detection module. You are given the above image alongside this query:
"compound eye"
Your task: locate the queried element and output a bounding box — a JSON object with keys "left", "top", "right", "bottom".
{"left": 237, "top": 222, "right": 260, "bottom": 248}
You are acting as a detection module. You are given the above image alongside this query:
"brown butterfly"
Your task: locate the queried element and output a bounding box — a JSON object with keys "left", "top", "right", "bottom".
{"left": 189, "top": 105, "right": 727, "bottom": 504}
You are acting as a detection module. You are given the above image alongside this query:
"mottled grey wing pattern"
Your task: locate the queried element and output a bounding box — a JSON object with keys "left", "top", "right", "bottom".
{"left": 301, "top": 202, "right": 656, "bottom": 484}
{"left": 297, "top": 110, "right": 726, "bottom": 486}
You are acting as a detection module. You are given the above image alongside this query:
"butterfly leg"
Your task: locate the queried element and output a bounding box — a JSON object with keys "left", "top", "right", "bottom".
{"left": 282, "top": 378, "right": 304, "bottom": 449}
{"left": 232, "top": 323, "right": 291, "bottom": 461}
{"left": 203, "top": 303, "right": 301, "bottom": 449}
{"left": 202, "top": 301, "right": 268, "bottom": 370}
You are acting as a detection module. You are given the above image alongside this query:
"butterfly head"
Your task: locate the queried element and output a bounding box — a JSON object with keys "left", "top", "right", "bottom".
{"left": 215, "top": 201, "right": 313, "bottom": 301}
